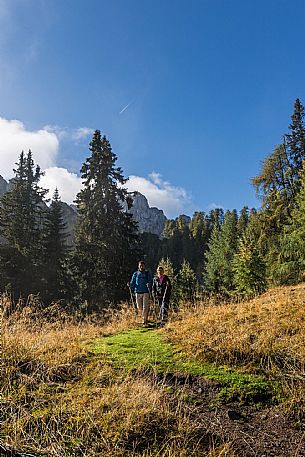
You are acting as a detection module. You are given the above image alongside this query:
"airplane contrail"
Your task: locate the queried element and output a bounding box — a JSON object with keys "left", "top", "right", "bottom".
{"left": 119, "top": 101, "right": 133, "bottom": 115}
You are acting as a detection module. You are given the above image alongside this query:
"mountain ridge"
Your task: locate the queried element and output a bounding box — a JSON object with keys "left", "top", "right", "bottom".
{"left": 0, "top": 175, "right": 167, "bottom": 238}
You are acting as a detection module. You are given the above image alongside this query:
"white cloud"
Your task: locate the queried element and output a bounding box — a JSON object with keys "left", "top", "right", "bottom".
{"left": 207, "top": 202, "right": 224, "bottom": 210}
{"left": 43, "top": 125, "right": 94, "bottom": 142}
{"left": 43, "top": 124, "right": 67, "bottom": 140}
{"left": 40, "top": 167, "right": 83, "bottom": 204}
{"left": 0, "top": 117, "right": 59, "bottom": 179}
{"left": 72, "top": 127, "right": 94, "bottom": 141}
{"left": 126, "top": 172, "right": 192, "bottom": 218}
{"left": 0, "top": 116, "right": 93, "bottom": 205}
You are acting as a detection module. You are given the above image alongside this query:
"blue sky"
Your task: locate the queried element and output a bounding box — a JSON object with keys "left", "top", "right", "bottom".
{"left": 1, "top": 0, "right": 305, "bottom": 218}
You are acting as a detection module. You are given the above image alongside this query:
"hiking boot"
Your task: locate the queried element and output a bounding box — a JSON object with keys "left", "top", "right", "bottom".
{"left": 156, "top": 321, "right": 165, "bottom": 328}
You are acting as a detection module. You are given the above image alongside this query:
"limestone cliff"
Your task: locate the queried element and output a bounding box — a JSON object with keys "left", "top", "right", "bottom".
{"left": 126, "top": 191, "right": 167, "bottom": 237}
{"left": 0, "top": 175, "right": 8, "bottom": 196}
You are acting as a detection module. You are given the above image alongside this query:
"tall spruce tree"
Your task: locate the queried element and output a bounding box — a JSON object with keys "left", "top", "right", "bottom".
{"left": 203, "top": 223, "right": 222, "bottom": 293}
{"left": 236, "top": 207, "right": 250, "bottom": 237}
{"left": 252, "top": 144, "right": 295, "bottom": 228}
{"left": 161, "top": 216, "right": 192, "bottom": 270}
{"left": 139, "top": 232, "right": 162, "bottom": 272}
{"left": 285, "top": 98, "right": 305, "bottom": 186}
{"left": 275, "top": 162, "right": 305, "bottom": 284}
{"left": 72, "top": 131, "right": 139, "bottom": 308}
{"left": 233, "top": 235, "right": 266, "bottom": 297}
{"left": 177, "top": 259, "right": 197, "bottom": 303}
{"left": 204, "top": 210, "right": 238, "bottom": 294}
{"left": 251, "top": 99, "right": 305, "bottom": 284}
{"left": 42, "top": 188, "right": 68, "bottom": 302}
{"left": 189, "top": 211, "right": 211, "bottom": 278}
{"left": 0, "top": 151, "right": 48, "bottom": 296}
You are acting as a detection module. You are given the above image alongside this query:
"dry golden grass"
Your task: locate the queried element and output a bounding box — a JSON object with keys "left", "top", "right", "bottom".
{"left": 1, "top": 285, "right": 304, "bottom": 455}
{"left": 164, "top": 283, "right": 305, "bottom": 421}
{"left": 1, "top": 298, "right": 230, "bottom": 456}
{"left": 166, "top": 284, "right": 305, "bottom": 370}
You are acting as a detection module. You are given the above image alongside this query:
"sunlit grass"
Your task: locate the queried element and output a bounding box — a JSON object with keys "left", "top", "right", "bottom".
{"left": 164, "top": 283, "right": 305, "bottom": 422}
{"left": 93, "top": 327, "right": 275, "bottom": 404}
{"left": 1, "top": 283, "right": 304, "bottom": 455}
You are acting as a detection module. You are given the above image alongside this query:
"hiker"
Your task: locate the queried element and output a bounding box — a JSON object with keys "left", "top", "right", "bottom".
{"left": 128, "top": 260, "right": 152, "bottom": 325}
{"left": 152, "top": 265, "right": 172, "bottom": 326}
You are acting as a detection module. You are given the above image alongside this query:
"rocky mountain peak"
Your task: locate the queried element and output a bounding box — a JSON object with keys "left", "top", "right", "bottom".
{"left": 0, "top": 175, "right": 8, "bottom": 196}
{"left": 126, "top": 191, "right": 167, "bottom": 237}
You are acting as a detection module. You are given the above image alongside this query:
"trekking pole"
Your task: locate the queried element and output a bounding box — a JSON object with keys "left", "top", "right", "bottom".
{"left": 128, "top": 284, "right": 138, "bottom": 316}
{"left": 160, "top": 283, "right": 168, "bottom": 322}
{"left": 150, "top": 291, "right": 158, "bottom": 322}
{"left": 162, "top": 284, "right": 168, "bottom": 302}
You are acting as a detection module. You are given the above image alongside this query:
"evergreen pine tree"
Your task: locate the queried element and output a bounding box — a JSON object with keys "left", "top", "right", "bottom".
{"left": 208, "top": 208, "right": 224, "bottom": 229}
{"left": 189, "top": 211, "right": 211, "bottom": 278}
{"left": 158, "top": 257, "right": 175, "bottom": 283}
{"left": 72, "top": 131, "right": 139, "bottom": 308}
{"left": 203, "top": 223, "right": 222, "bottom": 293}
{"left": 177, "top": 259, "right": 197, "bottom": 303}
{"left": 252, "top": 143, "right": 295, "bottom": 231}
{"left": 204, "top": 210, "right": 238, "bottom": 294}
{"left": 42, "top": 188, "right": 69, "bottom": 302}
{"left": 251, "top": 99, "right": 305, "bottom": 285}
{"left": 236, "top": 206, "right": 249, "bottom": 237}
{"left": 0, "top": 151, "right": 48, "bottom": 296}
{"left": 161, "top": 216, "right": 191, "bottom": 270}
{"left": 285, "top": 98, "right": 305, "bottom": 185}
{"left": 233, "top": 234, "right": 267, "bottom": 297}
{"left": 139, "top": 232, "right": 161, "bottom": 273}
{"left": 275, "top": 161, "right": 305, "bottom": 283}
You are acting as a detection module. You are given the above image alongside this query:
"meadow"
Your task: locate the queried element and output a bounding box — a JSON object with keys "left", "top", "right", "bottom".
{"left": 1, "top": 285, "right": 304, "bottom": 456}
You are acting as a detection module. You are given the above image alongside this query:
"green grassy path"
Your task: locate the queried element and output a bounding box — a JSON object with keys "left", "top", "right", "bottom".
{"left": 92, "top": 326, "right": 276, "bottom": 404}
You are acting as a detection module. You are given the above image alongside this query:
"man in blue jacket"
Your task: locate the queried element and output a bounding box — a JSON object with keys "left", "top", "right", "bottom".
{"left": 128, "top": 260, "right": 152, "bottom": 325}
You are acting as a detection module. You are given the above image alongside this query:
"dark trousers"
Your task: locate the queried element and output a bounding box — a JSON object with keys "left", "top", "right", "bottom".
{"left": 156, "top": 297, "right": 169, "bottom": 322}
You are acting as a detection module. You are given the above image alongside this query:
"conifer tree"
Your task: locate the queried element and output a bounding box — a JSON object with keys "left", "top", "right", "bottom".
{"left": 0, "top": 151, "right": 48, "bottom": 296}
{"left": 275, "top": 162, "right": 305, "bottom": 283}
{"left": 236, "top": 207, "right": 249, "bottom": 237}
{"left": 251, "top": 99, "right": 305, "bottom": 236}
{"left": 72, "top": 131, "right": 139, "bottom": 308}
{"left": 203, "top": 223, "right": 222, "bottom": 293}
{"left": 285, "top": 98, "right": 305, "bottom": 185}
{"left": 251, "top": 99, "right": 305, "bottom": 284}
{"left": 161, "top": 216, "right": 191, "bottom": 270}
{"left": 139, "top": 232, "right": 161, "bottom": 272}
{"left": 233, "top": 234, "right": 266, "bottom": 297}
{"left": 189, "top": 211, "right": 211, "bottom": 277}
{"left": 42, "top": 188, "right": 69, "bottom": 302}
{"left": 252, "top": 143, "right": 295, "bottom": 229}
{"left": 0, "top": 151, "right": 47, "bottom": 257}
{"left": 177, "top": 259, "right": 197, "bottom": 303}
{"left": 158, "top": 257, "right": 175, "bottom": 283}
{"left": 204, "top": 210, "right": 238, "bottom": 294}
{"left": 208, "top": 208, "right": 224, "bottom": 229}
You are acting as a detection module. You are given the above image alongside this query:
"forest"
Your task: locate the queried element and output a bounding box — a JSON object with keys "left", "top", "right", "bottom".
{"left": 1, "top": 98, "right": 305, "bottom": 308}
